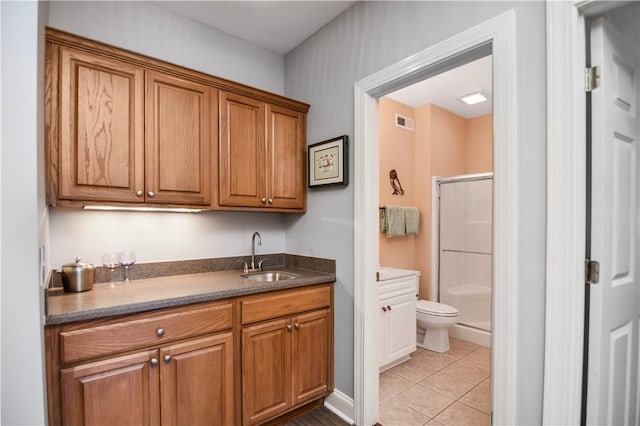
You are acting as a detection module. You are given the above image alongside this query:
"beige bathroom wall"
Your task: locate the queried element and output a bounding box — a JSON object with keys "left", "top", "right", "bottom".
{"left": 466, "top": 113, "right": 493, "bottom": 173}
{"left": 378, "top": 98, "right": 417, "bottom": 270}
{"left": 379, "top": 101, "right": 493, "bottom": 300}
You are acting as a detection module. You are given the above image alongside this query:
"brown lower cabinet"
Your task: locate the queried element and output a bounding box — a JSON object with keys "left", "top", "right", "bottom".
{"left": 45, "top": 284, "right": 334, "bottom": 426}
{"left": 240, "top": 285, "right": 334, "bottom": 426}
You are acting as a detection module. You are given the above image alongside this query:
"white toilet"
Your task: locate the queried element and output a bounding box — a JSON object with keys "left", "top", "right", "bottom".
{"left": 416, "top": 300, "right": 459, "bottom": 353}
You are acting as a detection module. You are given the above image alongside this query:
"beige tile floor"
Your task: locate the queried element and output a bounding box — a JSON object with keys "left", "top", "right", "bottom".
{"left": 379, "top": 338, "right": 491, "bottom": 426}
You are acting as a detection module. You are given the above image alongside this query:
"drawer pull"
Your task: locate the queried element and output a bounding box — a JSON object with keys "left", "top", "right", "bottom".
{"left": 156, "top": 328, "right": 165, "bottom": 337}
{"left": 382, "top": 306, "right": 387, "bottom": 312}
{"left": 150, "top": 358, "right": 158, "bottom": 366}
{"left": 286, "top": 324, "right": 293, "bottom": 332}
{"left": 387, "top": 305, "right": 392, "bottom": 311}
{"left": 164, "top": 355, "right": 172, "bottom": 363}
{"left": 294, "top": 323, "right": 300, "bottom": 330}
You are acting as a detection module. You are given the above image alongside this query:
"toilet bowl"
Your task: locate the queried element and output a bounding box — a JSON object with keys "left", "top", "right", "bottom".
{"left": 416, "top": 300, "right": 459, "bottom": 353}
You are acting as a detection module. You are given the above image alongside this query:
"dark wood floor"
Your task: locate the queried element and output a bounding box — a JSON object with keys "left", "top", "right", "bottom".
{"left": 284, "top": 407, "right": 350, "bottom": 426}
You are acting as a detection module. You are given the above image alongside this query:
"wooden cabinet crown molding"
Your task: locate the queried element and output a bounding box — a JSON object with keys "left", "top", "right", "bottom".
{"left": 45, "top": 27, "right": 310, "bottom": 113}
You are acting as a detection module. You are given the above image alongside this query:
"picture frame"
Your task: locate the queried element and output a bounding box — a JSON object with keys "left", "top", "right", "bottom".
{"left": 308, "top": 135, "right": 348, "bottom": 188}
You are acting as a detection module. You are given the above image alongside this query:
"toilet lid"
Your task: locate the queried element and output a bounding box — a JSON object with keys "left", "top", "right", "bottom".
{"left": 417, "top": 300, "right": 458, "bottom": 317}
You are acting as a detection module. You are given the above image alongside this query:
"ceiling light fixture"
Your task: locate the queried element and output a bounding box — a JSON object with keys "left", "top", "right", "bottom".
{"left": 458, "top": 90, "right": 488, "bottom": 105}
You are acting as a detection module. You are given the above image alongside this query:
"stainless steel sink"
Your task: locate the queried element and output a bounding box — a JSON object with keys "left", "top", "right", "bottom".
{"left": 241, "top": 271, "right": 297, "bottom": 282}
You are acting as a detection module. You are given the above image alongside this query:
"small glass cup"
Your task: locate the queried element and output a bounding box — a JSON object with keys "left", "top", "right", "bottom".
{"left": 102, "top": 253, "right": 120, "bottom": 286}
{"left": 119, "top": 250, "right": 136, "bottom": 281}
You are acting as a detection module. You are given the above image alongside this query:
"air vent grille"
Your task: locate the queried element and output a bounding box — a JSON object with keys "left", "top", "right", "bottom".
{"left": 395, "top": 113, "right": 414, "bottom": 131}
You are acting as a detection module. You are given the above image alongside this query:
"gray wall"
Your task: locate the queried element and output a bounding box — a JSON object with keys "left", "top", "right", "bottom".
{"left": 49, "top": 1, "right": 285, "bottom": 94}
{"left": 284, "top": 1, "right": 547, "bottom": 423}
{"left": 1, "top": 1, "right": 48, "bottom": 424}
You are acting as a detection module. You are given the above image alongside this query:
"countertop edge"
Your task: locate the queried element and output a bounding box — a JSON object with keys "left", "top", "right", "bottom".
{"left": 45, "top": 273, "right": 336, "bottom": 326}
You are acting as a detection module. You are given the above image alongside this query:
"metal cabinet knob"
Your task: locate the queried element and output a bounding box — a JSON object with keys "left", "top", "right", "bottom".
{"left": 294, "top": 323, "right": 300, "bottom": 330}
{"left": 164, "top": 355, "right": 172, "bottom": 363}
{"left": 267, "top": 198, "right": 273, "bottom": 204}
{"left": 147, "top": 191, "right": 155, "bottom": 198}
{"left": 136, "top": 190, "right": 143, "bottom": 197}
{"left": 261, "top": 197, "right": 267, "bottom": 203}
{"left": 150, "top": 358, "right": 158, "bottom": 366}
{"left": 286, "top": 324, "right": 293, "bottom": 331}
{"left": 156, "top": 328, "right": 164, "bottom": 337}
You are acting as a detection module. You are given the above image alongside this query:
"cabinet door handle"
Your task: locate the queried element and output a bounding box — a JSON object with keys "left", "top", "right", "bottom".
{"left": 147, "top": 191, "right": 155, "bottom": 198}
{"left": 267, "top": 198, "right": 273, "bottom": 204}
{"left": 294, "top": 322, "right": 300, "bottom": 330}
{"left": 286, "top": 324, "right": 293, "bottom": 331}
{"left": 150, "top": 358, "right": 158, "bottom": 366}
{"left": 163, "top": 355, "right": 172, "bottom": 363}
{"left": 156, "top": 328, "right": 165, "bottom": 337}
{"left": 382, "top": 306, "right": 387, "bottom": 312}
{"left": 261, "top": 197, "right": 267, "bottom": 204}
{"left": 136, "top": 190, "right": 144, "bottom": 197}
{"left": 387, "top": 305, "right": 392, "bottom": 311}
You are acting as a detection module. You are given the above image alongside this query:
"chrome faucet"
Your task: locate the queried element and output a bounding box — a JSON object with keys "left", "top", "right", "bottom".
{"left": 250, "top": 232, "right": 263, "bottom": 272}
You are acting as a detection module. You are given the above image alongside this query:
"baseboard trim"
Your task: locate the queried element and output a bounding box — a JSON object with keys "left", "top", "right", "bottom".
{"left": 324, "top": 389, "right": 355, "bottom": 425}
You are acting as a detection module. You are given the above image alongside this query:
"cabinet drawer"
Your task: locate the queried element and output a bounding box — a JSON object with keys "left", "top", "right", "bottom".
{"left": 241, "top": 285, "right": 331, "bottom": 325}
{"left": 60, "top": 301, "right": 232, "bottom": 364}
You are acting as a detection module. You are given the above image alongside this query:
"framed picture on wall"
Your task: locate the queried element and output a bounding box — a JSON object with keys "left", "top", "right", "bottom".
{"left": 308, "top": 135, "right": 348, "bottom": 187}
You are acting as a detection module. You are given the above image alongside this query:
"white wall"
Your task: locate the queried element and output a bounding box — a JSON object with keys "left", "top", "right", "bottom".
{"left": 48, "top": 1, "right": 285, "bottom": 94}
{"left": 284, "top": 2, "right": 547, "bottom": 423}
{"left": 46, "top": 1, "right": 289, "bottom": 266}
{"left": 49, "top": 209, "right": 286, "bottom": 267}
{"left": 1, "top": 1, "right": 48, "bottom": 424}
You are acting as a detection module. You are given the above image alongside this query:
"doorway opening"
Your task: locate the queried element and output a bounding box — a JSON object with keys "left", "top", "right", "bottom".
{"left": 376, "top": 55, "right": 493, "bottom": 424}
{"left": 353, "top": 11, "right": 517, "bottom": 425}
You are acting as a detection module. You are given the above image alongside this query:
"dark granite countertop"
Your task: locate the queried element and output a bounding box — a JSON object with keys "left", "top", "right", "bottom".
{"left": 45, "top": 255, "right": 335, "bottom": 325}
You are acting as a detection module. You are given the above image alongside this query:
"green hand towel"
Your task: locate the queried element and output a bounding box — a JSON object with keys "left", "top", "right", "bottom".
{"left": 404, "top": 207, "right": 420, "bottom": 235}
{"left": 384, "top": 205, "right": 405, "bottom": 237}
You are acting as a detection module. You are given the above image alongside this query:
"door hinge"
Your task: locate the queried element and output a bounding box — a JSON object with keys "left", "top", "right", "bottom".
{"left": 586, "top": 66, "right": 599, "bottom": 92}
{"left": 585, "top": 259, "right": 600, "bottom": 284}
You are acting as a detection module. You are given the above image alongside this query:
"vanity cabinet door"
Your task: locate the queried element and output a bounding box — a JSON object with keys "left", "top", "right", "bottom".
{"left": 57, "top": 46, "right": 145, "bottom": 203}
{"left": 383, "top": 292, "right": 418, "bottom": 364}
{"left": 60, "top": 350, "right": 159, "bottom": 426}
{"left": 160, "top": 333, "right": 234, "bottom": 425}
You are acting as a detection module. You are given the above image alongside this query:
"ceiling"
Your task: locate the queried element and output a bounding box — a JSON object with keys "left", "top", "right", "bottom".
{"left": 151, "top": 1, "right": 356, "bottom": 55}
{"left": 151, "top": 1, "right": 491, "bottom": 119}
{"left": 385, "top": 55, "right": 493, "bottom": 119}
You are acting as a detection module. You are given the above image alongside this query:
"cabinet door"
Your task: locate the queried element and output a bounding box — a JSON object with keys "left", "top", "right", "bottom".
{"left": 291, "top": 309, "right": 331, "bottom": 406}
{"left": 146, "top": 71, "right": 212, "bottom": 205}
{"left": 384, "top": 292, "right": 417, "bottom": 363}
{"left": 266, "top": 104, "right": 306, "bottom": 209}
{"left": 219, "top": 91, "right": 265, "bottom": 207}
{"left": 160, "top": 333, "right": 234, "bottom": 425}
{"left": 242, "top": 318, "right": 291, "bottom": 425}
{"left": 59, "top": 47, "right": 144, "bottom": 203}
{"left": 378, "top": 302, "right": 388, "bottom": 367}
{"left": 60, "top": 350, "right": 159, "bottom": 426}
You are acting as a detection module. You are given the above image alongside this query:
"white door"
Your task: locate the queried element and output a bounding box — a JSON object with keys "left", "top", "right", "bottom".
{"left": 587, "top": 17, "right": 640, "bottom": 426}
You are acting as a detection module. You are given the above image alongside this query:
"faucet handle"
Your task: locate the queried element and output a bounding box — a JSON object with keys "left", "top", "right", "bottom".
{"left": 257, "top": 259, "right": 265, "bottom": 271}
{"left": 238, "top": 260, "right": 249, "bottom": 274}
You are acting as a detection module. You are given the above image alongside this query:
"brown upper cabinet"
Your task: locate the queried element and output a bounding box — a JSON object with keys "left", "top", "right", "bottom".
{"left": 219, "top": 92, "right": 306, "bottom": 210}
{"left": 45, "top": 28, "right": 309, "bottom": 212}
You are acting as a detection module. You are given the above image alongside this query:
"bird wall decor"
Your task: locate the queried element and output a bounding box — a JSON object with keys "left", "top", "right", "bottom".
{"left": 389, "top": 169, "right": 404, "bottom": 195}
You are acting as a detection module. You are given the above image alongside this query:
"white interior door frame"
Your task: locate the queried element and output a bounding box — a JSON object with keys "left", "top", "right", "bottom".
{"left": 544, "top": 1, "right": 628, "bottom": 424}
{"left": 353, "top": 11, "right": 517, "bottom": 425}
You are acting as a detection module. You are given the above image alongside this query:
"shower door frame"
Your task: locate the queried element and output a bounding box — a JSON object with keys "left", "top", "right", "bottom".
{"left": 430, "top": 172, "right": 494, "bottom": 338}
